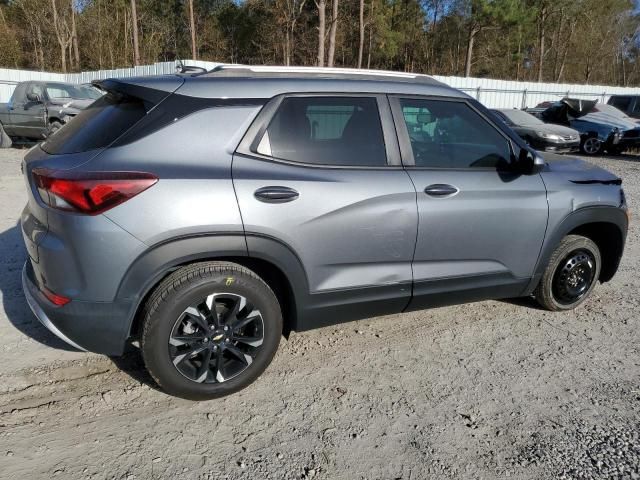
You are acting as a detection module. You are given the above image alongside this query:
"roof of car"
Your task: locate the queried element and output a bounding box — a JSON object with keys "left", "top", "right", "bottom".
{"left": 174, "top": 65, "right": 466, "bottom": 100}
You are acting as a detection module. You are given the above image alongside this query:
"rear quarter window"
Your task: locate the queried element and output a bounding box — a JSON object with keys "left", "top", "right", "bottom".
{"left": 41, "top": 92, "right": 147, "bottom": 155}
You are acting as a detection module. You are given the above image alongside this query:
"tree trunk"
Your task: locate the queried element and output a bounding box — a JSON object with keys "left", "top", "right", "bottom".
{"left": 316, "top": 0, "right": 326, "bottom": 66}
{"left": 367, "top": 0, "right": 374, "bottom": 69}
{"left": 50, "top": 0, "right": 67, "bottom": 73}
{"left": 327, "top": 0, "right": 338, "bottom": 67}
{"left": 130, "top": 0, "right": 140, "bottom": 66}
{"left": 188, "top": 0, "right": 197, "bottom": 60}
{"left": 537, "top": 4, "right": 547, "bottom": 82}
{"left": 464, "top": 26, "right": 477, "bottom": 78}
{"left": 357, "top": 0, "right": 364, "bottom": 68}
{"left": 71, "top": 0, "right": 80, "bottom": 70}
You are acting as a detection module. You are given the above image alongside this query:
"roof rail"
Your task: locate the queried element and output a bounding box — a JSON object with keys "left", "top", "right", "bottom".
{"left": 211, "top": 64, "right": 425, "bottom": 79}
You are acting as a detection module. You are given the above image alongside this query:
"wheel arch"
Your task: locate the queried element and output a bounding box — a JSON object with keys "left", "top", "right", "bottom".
{"left": 526, "top": 206, "right": 628, "bottom": 293}
{"left": 119, "top": 234, "right": 309, "bottom": 344}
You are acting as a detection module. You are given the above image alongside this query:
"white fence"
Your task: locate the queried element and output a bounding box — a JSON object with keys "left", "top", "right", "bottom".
{"left": 2, "top": 61, "right": 640, "bottom": 108}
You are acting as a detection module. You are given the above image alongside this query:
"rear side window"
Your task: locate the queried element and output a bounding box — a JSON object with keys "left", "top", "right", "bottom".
{"left": 399, "top": 98, "right": 511, "bottom": 169}
{"left": 609, "top": 96, "right": 632, "bottom": 111}
{"left": 41, "top": 92, "right": 147, "bottom": 155}
{"left": 255, "top": 96, "right": 387, "bottom": 167}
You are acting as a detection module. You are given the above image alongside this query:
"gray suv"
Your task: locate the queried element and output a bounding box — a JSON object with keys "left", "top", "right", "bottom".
{"left": 20, "top": 66, "right": 628, "bottom": 400}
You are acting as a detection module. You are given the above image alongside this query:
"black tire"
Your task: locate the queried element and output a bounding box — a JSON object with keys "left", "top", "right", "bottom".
{"left": 533, "top": 235, "right": 601, "bottom": 311}
{"left": 141, "top": 261, "right": 282, "bottom": 400}
{"left": 47, "top": 121, "right": 63, "bottom": 137}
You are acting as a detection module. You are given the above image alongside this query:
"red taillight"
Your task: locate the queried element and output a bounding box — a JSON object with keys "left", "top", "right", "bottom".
{"left": 41, "top": 286, "right": 71, "bottom": 306}
{"left": 32, "top": 168, "right": 158, "bottom": 215}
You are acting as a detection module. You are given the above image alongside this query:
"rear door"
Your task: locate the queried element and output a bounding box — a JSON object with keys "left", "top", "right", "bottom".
{"left": 233, "top": 94, "right": 418, "bottom": 328}
{"left": 390, "top": 95, "right": 548, "bottom": 310}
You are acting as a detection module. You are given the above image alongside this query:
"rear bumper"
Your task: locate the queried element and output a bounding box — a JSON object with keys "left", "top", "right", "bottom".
{"left": 22, "top": 263, "right": 87, "bottom": 351}
{"left": 22, "top": 261, "right": 132, "bottom": 356}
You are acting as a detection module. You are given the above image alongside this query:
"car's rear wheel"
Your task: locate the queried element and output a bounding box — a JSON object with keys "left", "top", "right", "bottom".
{"left": 534, "top": 235, "right": 601, "bottom": 311}
{"left": 581, "top": 137, "right": 603, "bottom": 155}
{"left": 141, "top": 261, "right": 282, "bottom": 400}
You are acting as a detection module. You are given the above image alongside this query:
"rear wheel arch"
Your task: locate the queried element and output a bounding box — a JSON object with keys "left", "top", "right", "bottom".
{"left": 121, "top": 234, "right": 307, "bottom": 342}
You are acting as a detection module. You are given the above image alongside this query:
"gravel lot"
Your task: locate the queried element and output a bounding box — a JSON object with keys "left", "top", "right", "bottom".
{"left": 0, "top": 146, "right": 638, "bottom": 480}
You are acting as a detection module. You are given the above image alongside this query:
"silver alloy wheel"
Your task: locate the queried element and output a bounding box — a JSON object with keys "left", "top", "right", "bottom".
{"left": 582, "top": 137, "right": 602, "bottom": 155}
{"left": 168, "top": 293, "right": 264, "bottom": 384}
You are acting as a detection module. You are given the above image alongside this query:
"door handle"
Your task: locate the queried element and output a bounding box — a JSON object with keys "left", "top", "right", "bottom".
{"left": 254, "top": 186, "right": 299, "bottom": 203}
{"left": 424, "top": 184, "right": 459, "bottom": 197}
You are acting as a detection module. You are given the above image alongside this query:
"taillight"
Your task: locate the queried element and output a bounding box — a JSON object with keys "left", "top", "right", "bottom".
{"left": 32, "top": 168, "right": 158, "bottom": 215}
{"left": 41, "top": 285, "right": 71, "bottom": 306}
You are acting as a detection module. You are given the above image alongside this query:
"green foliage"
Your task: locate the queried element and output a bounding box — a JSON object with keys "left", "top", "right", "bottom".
{"left": 0, "top": 0, "right": 638, "bottom": 85}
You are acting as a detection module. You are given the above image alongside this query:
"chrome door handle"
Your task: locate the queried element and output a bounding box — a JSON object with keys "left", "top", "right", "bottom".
{"left": 424, "top": 184, "right": 459, "bottom": 197}
{"left": 254, "top": 186, "right": 299, "bottom": 203}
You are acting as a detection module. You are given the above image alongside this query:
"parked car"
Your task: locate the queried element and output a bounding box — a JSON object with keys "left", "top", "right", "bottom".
{"left": 491, "top": 108, "right": 580, "bottom": 153}
{"left": 0, "top": 81, "right": 95, "bottom": 141}
{"left": 531, "top": 98, "right": 640, "bottom": 155}
{"left": 607, "top": 94, "right": 640, "bottom": 119}
{"left": 21, "top": 67, "right": 628, "bottom": 400}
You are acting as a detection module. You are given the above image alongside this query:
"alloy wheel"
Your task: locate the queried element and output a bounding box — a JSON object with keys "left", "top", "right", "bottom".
{"left": 551, "top": 249, "right": 596, "bottom": 305}
{"left": 168, "top": 293, "right": 264, "bottom": 384}
{"left": 582, "top": 137, "right": 602, "bottom": 155}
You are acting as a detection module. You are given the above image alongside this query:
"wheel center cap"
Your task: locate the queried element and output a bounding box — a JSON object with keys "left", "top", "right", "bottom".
{"left": 212, "top": 332, "right": 225, "bottom": 342}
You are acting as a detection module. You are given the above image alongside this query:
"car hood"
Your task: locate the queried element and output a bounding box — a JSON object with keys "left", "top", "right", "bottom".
{"left": 521, "top": 124, "right": 578, "bottom": 136}
{"left": 540, "top": 152, "right": 621, "bottom": 184}
{"left": 48, "top": 98, "right": 93, "bottom": 110}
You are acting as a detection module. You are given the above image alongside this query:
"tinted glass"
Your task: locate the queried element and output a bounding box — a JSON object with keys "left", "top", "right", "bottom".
{"left": 609, "top": 96, "right": 632, "bottom": 111}
{"left": 400, "top": 99, "right": 511, "bottom": 169}
{"left": 257, "top": 97, "right": 387, "bottom": 166}
{"left": 41, "top": 92, "right": 147, "bottom": 155}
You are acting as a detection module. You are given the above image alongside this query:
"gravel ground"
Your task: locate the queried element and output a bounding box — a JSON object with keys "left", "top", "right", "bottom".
{"left": 0, "top": 146, "right": 638, "bottom": 480}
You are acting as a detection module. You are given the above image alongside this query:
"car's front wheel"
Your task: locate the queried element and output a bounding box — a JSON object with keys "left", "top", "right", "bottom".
{"left": 141, "top": 261, "right": 282, "bottom": 400}
{"left": 534, "top": 235, "right": 601, "bottom": 311}
{"left": 580, "top": 136, "right": 603, "bottom": 155}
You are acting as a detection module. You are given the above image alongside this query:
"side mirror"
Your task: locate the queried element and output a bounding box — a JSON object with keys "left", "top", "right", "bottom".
{"left": 518, "top": 148, "right": 545, "bottom": 174}
{"left": 26, "top": 93, "right": 41, "bottom": 102}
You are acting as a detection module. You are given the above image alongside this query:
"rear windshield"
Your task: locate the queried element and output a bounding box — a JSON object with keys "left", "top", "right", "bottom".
{"left": 41, "top": 92, "right": 147, "bottom": 155}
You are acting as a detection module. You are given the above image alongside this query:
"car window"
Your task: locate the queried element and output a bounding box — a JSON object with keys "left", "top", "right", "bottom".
{"left": 45, "top": 83, "right": 86, "bottom": 100}
{"left": 10, "top": 83, "right": 27, "bottom": 103}
{"left": 255, "top": 96, "right": 387, "bottom": 167}
{"left": 41, "top": 91, "right": 147, "bottom": 155}
{"left": 400, "top": 98, "right": 511, "bottom": 169}
{"left": 28, "top": 84, "right": 44, "bottom": 98}
{"left": 609, "top": 96, "right": 632, "bottom": 111}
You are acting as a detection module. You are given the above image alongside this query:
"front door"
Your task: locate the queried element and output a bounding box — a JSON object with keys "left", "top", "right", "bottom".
{"left": 233, "top": 94, "right": 418, "bottom": 328}
{"left": 390, "top": 96, "right": 549, "bottom": 310}
{"left": 12, "top": 82, "right": 46, "bottom": 137}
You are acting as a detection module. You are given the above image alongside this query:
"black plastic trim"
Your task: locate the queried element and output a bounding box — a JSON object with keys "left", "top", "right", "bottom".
{"left": 524, "top": 206, "right": 628, "bottom": 294}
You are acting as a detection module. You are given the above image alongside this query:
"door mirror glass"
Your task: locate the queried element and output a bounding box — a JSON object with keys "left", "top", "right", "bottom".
{"left": 26, "top": 93, "right": 41, "bottom": 102}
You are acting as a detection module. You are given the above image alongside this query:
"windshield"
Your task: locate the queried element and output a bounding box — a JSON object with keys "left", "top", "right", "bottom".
{"left": 499, "top": 109, "right": 543, "bottom": 126}
{"left": 45, "top": 83, "right": 92, "bottom": 100}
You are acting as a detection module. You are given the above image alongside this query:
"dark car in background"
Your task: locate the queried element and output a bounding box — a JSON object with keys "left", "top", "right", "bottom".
{"left": 531, "top": 98, "right": 640, "bottom": 155}
{"left": 607, "top": 95, "right": 640, "bottom": 119}
{"left": 491, "top": 108, "right": 580, "bottom": 153}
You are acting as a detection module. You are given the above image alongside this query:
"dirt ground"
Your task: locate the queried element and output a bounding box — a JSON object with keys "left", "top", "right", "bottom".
{"left": 0, "top": 147, "right": 638, "bottom": 480}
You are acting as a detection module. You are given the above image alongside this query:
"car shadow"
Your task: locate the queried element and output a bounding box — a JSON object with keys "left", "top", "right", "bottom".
{"left": 0, "top": 222, "right": 79, "bottom": 351}
{"left": 1, "top": 221, "right": 164, "bottom": 390}
{"left": 499, "top": 295, "right": 546, "bottom": 311}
